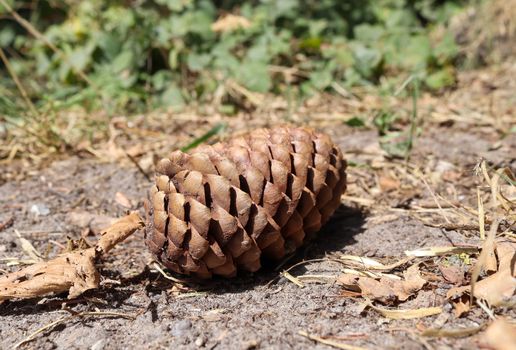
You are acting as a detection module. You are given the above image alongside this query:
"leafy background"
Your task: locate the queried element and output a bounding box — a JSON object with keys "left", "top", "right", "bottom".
{"left": 1, "top": 0, "right": 465, "bottom": 114}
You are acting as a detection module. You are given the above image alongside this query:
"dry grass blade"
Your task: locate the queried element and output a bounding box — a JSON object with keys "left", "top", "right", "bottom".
{"left": 0, "top": 212, "right": 144, "bottom": 302}
{"left": 281, "top": 271, "right": 305, "bottom": 288}
{"left": 298, "top": 331, "right": 369, "bottom": 350}
{"left": 14, "top": 230, "right": 43, "bottom": 262}
{"left": 477, "top": 187, "right": 486, "bottom": 240}
{"left": 340, "top": 255, "right": 415, "bottom": 271}
{"left": 405, "top": 246, "right": 479, "bottom": 257}
{"left": 421, "top": 325, "right": 484, "bottom": 338}
{"left": 366, "top": 302, "right": 442, "bottom": 319}
{"left": 14, "top": 311, "right": 135, "bottom": 349}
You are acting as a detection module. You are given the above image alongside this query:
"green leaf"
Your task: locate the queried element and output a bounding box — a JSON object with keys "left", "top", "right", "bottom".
{"left": 354, "top": 24, "right": 384, "bottom": 43}
{"left": 345, "top": 116, "right": 366, "bottom": 127}
{"left": 235, "top": 61, "right": 271, "bottom": 93}
{"left": 433, "top": 32, "right": 459, "bottom": 65}
{"left": 309, "top": 69, "right": 332, "bottom": 90}
{"left": 112, "top": 51, "right": 134, "bottom": 73}
{"left": 351, "top": 43, "right": 382, "bottom": 79}
{"left": 161, "top": 84, "right": 185, "bottom": 107}
{"left": 0, "top": 25, "right": 15, "bottom": 47}
{"left": 187, "top": 53, "right": 211, "bottom": 72}
{"left": 425, "top": 68, "right": 455, "bottom": 90}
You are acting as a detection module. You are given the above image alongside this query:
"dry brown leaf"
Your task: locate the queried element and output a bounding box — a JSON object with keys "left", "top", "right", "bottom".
{"left": 337, "top": 264, "right": 427, "bottom": 303}
{"left": 447, "top": 241, "right": 516, "bottom": 307}
{"left": 451, "top": 295, "right": 471, "bottom": 317}
{"left": 0, "top": 212, "right": 143, "bottom": 302}
{"left": 378, "top": 174, "right": 400, "bottom": 192}
{"left": 211, "top": 14, "right": 251, "bottom": 33}
{"left": 439, "top": 265, "right": 465, "bottom": 285}
{"left": 481, "top": 318, "right": 516, "bottom": 350}
{"left": 115, "top": 192, "right": 133, "bottom": 208}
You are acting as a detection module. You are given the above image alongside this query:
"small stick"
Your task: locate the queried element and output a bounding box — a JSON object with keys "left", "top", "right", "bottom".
{"left": 0, "top": 215, "right": 14, "bottom": 232}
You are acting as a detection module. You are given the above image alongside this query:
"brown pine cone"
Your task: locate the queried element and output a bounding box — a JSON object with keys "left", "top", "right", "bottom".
{"left": 145, "top": 126, "right": 346, "bottom": 278}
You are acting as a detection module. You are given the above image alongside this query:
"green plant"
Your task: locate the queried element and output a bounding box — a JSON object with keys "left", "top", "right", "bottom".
{"left": 0, "top": 0, "right": 466, "bottom": 114}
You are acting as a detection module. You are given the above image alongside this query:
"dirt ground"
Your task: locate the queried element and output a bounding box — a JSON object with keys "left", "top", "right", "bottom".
{"left": 0, "top": 63, "right": 515, "bottom": 349}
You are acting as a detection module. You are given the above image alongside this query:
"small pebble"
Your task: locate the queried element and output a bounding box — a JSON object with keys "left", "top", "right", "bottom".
{"left": 30, "top": 204, "right": 50, "bottom": 216}
{"left": 171, "top": 319, "right": 192, "bottom": 337}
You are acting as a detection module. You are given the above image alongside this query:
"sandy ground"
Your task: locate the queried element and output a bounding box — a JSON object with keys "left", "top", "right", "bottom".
{"left": 0, "top": 64, "right": 515, "bottom": 349}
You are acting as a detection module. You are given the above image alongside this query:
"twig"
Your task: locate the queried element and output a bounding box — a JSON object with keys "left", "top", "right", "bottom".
{"left": 0, "top": 215, "right": 14, "bottom": 232}
{"left": 125, "top": 151, "right": 151, "bottom": 181}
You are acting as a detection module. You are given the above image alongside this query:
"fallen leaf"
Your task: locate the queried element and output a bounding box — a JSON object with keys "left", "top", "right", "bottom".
{"left": 481, "top": 318, "right": 516, "bottom": 350}
{"left": 439, "top": 265, "right": 465, "bottom": 285}
{"left": 451, "top": 295, "right": 470, "bottom": 317}
{"left": 0, "top": 212, "right": 144, "bottom": 302}
{"left": 378, "top": 173, "right": 400, "bottom": 192}
{"left": 447, "top": 241, "right": 516, "bottom": 307}
{"left": 337, "top": 264, "right": 427, "bottom": 303}
{"left": 366, "top": 302, "right": 442, "bottom": 319}
{"left": 115, "top": 191, "right": 133, "bottom": 208}
{"left": 211, "top": 14, "right": 251, "bottom": 33}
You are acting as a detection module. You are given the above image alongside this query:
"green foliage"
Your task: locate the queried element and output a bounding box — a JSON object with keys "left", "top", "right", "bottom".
{"left": 0, "top": 0, "right": 466, "bottom": 112}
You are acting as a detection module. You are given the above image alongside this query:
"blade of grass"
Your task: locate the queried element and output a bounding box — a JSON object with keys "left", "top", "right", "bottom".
{"left": 181, "top": 123, "right": 226, "bottom": 152}
{"left": 404, "top": 76, "right": 419, "bottom": 164}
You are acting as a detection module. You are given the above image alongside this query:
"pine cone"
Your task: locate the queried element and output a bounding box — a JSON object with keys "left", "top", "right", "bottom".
{"left": 145, "top": 126, "right": 346, "bottom": 278}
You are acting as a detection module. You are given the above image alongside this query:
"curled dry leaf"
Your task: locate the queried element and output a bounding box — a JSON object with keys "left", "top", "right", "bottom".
{"left": 337, "top": 264, "right": 427, "bottom": 303}
{"left": 211, "top": 14, "right": 251, "bottom": 33}
{"left": 451, "top": 295, "right": 471, "bottom": 318}
{"left": 0, "top": 212, "right": 144, "bottom": 302}
{"left": 447, "top": 241, "right": 516, "bottom": 307}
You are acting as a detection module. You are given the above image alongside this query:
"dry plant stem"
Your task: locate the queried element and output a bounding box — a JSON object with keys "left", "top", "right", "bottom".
{"left": 0, "top": 212, "right": 144, "bottom": 302}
